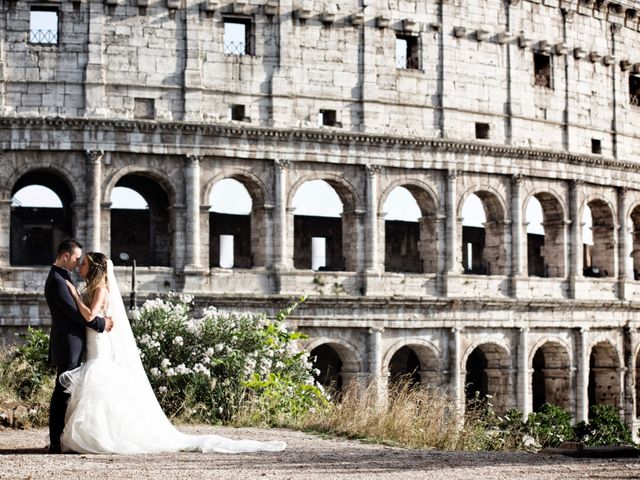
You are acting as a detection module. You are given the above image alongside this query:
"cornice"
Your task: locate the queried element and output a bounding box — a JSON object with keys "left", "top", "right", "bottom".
{"left": 0, "top": 115, "right": 637, "bottom": 173}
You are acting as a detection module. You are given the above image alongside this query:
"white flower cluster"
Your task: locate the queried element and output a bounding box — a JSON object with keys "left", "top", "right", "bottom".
{"left": 173, "top": 336, "right": 184, "bottom": 346}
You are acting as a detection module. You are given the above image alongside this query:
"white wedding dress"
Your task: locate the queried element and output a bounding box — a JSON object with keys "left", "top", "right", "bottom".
{"left": 59, "top": 262, "right": 285, "bottom": 454}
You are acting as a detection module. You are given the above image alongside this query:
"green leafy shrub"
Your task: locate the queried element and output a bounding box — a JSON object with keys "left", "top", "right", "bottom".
{"left": 526, "top": 403, "right": 576, "bottom": 448}
{"left": 574, "top": 404, "right": 633, "bottom": 446}
{"left": 132, "top": 295, "right": 326, "bottom": 425}
{"left": 0, "top": 326, "right": 55, "bottom": 426}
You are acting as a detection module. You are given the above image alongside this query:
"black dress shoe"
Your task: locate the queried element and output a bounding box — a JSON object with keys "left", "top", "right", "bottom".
{"left": 48, "top": 444, "right": 62, "bottom": 454}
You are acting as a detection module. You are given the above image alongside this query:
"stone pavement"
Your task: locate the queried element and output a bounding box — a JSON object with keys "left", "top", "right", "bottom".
{"left": 1, "top": 426, "right": 640, "bottom": 480}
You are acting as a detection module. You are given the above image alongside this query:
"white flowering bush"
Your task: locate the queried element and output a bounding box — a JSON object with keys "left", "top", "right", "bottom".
{"left": 132, "top": 295, "right": 327, "bottom": 425}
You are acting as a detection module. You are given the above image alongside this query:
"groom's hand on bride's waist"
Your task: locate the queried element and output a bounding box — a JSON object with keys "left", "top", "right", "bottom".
{"left": 105, "top": 316, "right": 114, "bottom": 332}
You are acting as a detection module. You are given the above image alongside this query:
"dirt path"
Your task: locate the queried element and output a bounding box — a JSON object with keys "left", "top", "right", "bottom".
{"left": 1, "top": 426, "right": 639, "bottom": 480}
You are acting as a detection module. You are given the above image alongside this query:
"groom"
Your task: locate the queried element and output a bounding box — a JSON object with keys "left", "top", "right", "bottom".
{"left": 44, "top": 239, "right": 113, "bottom": 454}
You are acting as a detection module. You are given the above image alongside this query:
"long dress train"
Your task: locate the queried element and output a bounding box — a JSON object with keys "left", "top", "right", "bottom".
{"left": 59, "top": 262, "right": 285, "bottom": 454}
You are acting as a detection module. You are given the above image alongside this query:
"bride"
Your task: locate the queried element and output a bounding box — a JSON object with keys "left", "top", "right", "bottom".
{"left": 59, "top": 252, "right": 286, "bottom": 454}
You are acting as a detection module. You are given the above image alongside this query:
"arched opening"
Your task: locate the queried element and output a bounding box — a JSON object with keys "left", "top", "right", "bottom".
{"left": 310, "top": 344, "right": 343, "bottom": 394}
{"left": 110, "top": 174, "right": 171, "bottom": 267}
{"left": 461, "top": 192, "right": 507, "bottom": 275}
{"left": 292, "top": 180, "right": 346, "bottom": 271}
{"left": 531, "top": 342, "right": 571, "bottom": 411}
{"left": 382, "top": 185, "right": 437, "bottom": 273}
{"left": 10, "top": 170, "right": 73, "bottom": 266}
{"left": 526, "top": 193, "right": 566, "bottom": 278}
{"left": 635, "top": 351, "right": 640, "bottom": 417}
{"left": 629, "top": 206, "right": 640, "bottom": 280}
{"left": 465, "top": 343, "right": 511, "bottom": 413}
{"left": 209, "top": 178, "right": 253, "bottom": 269}
{"left": 583, "top": 200, "right": 614, "bottom": 278}
{"left": 588, "top": 342, "right": 620, "bottom": 411}
{"left": 388, "top": 346, "right": 421, "bottom": 388}
{"left": 526, "top": 197, "right": 546, "bottom": 277}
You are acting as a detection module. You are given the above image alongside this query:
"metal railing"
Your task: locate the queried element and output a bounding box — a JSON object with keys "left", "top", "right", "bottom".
{"left": 224, "top": 41, "right": 247, "bottom": 56}
{"left": 30, "top": 29, "right": 58, "bottom": 45}
{"left": 630, "top": 94, "right": 640, "bottom": 107}
{"left": 534, "top": 73, "right": 551, "bottom": 89}
{"left": 396, "top": 54, "right": 419, "bottom": 70}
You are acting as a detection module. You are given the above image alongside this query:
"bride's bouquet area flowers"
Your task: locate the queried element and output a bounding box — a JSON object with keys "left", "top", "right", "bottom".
{"left": 132, "top": 295, "right": 327, "bottom": 425}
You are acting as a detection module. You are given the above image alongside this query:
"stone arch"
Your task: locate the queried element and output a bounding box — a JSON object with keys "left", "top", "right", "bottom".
{"left": 103, "top": 165, "right": 179, "bottom": 206}
{"left": 581, "top": 196, "right": 616, "bottom": 278}
{"left": 523, "top": 190, "right": 567, "bottom": 278}
{"left": 5, "top": 162, "right": 79, "bottom": 203}
{"left": 529, "top": 340, "right": 571, "bottom": 411}
{"left": 382, "top": 339, "right": 441, "bottom": 389}
{"left": 204, "top": 171, "right": 270, "bottom": 268}
{"left": 10, "top": 168, "right": 77, "bottom": 265}
{"left": 306, "top": 337, "right": 363, "bottom": 392}
{"left": 378, "top": 178, "right": 440, "bottom": 216}
{"left": 627, "top": 201, "right": 640, "bottom": 280}
{"left": 289, "top": 174, "right": 360, "bottom": 271}
{"left": 588, "top": 340, "right": 621, "bottom": 412}
{"left": 106, "top": 167, "right": 177, "bottom": 267}
{"left": 379, "top": 180, "right": 440, "bottom": 274}
{"left": 459, "top": 186, "right": 509, "bottom": 275}
{"left": 203, "top": 169, "right": 270, "bottom": 208}
{"left": 463, "top": 340, "right": 512, "bottom": 413}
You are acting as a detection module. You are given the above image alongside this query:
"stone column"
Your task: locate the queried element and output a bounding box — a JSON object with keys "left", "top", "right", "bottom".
{"left": 575, "top": 327, "right": 589, "bottom": 422}
{"left": 85, "top": 151, "right": 103, "bottom": 253}
{"left": 618, "top": 187, "right": 628, "bottom": 299}
{"left": 273, "top": 160, "right": 291, "bottom": 269}
{"left": 84, "top": 0, "right": 106, "bottom": 116}
{"left": 183, "top": 3, "right": 203, "bottom": 121}
{"left": 517, "top": 327, "right": 531, "bottom": 418}
{"left": 184, "top": 155, "right": 201, "bottom": 269}
{"left": 0, "top": 199, "right": 11, "bottom": 266}
{"left": 365, "top": 165, "right": 381, "bottom": 273}
{"left": 568, "top": 180, "right": 582, "bottom": 298}
{"left": 450, "top": 327, "right": 463, "bottom": 411}
{"left": 445, "top": 170, "right": 460, "bottom": 274}
{"left": 368, "top": 326, "right": 386, "bottom": 405}
{"left": 511, "top": 174, "right": 524, "bottom": 278}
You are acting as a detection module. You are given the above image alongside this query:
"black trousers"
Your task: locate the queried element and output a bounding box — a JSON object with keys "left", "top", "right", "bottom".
{"left": 49, "top": 363, "right": 77, "bottom": 447}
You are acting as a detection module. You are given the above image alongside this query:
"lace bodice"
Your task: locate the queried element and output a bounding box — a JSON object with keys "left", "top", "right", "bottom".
{"left": 84, "top": 291, "right": 111, "bottom": 362}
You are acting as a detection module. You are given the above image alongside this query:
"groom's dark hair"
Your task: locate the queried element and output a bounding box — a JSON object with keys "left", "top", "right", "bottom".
{"left": 56, "top": 238, "right": 83, "bottom": 257}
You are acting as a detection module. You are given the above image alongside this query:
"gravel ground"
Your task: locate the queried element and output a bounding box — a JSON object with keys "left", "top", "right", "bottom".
{"left": 1, "top": 426, "right": 640, "bottom": 480}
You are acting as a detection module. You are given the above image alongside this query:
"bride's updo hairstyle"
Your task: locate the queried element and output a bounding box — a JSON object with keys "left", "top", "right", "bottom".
{"left": 84, "top": 252, "right": 109, "bottom": 303}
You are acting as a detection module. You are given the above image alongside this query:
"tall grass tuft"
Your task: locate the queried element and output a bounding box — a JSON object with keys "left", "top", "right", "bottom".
{"left": 298, "top": 379, "right": 524, "bottom": 451}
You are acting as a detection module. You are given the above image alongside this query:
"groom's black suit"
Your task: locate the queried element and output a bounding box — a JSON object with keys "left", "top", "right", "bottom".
{"left": 45, "top": 265, "right": 105, "bottom": 451}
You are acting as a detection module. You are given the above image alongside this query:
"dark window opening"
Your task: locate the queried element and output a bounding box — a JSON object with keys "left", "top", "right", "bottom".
{"left": 630, "top": 75, "right": 640, "bottom": 107}
{"left": 10, "top": 171, "right": 73, "bottom": 266}
{"left": 230, "top": 104, "right": 248, "bottom": 122}
{"left": 591, "top": 138, "right": 602, "bottom": 155}
{"left": 30, "top": 7, "right": 58, "bottom": 45}
{"left": 224, "top": 18, "right": 251, "bottom": 56}
{"left": 210, "top": 213, "right": 252, "bottom": 268}
{"left": 389, "top": 347, "right": 421, "bottom": 389}
{"left": 462, "top": 226, "right": 488, "bottom": 275}
{"left": 475, "top": 122, "right": 490, "bottom": 140}
{"left": 384, "top": 220, "right": 422, "bottom": 273}
{"left": 111, "top": 175, "right": 171, "bottom": 267}
{"left": 319, "top": 109, "right": 340, "bottom": 127}
{"left": 311, "top": 345, "right": 343, "bottom": 396}
{"left": 396, "top": 34, "right": 419, "bottom": 70}
{"left": 134, "top": 98, "right": 155, "bottom": 120}
{"left": 294, "top": 215, "right": 343, "bottom": 271}
{"left": 527, "top": 232, "right": 546, "bottom": 277}
{"left": 534, "top": 53, "right": 552, "bottom": 89}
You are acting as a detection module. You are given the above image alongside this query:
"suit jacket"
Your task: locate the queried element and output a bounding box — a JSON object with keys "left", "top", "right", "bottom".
{"left": 45, "top": 265, "right": 105, "bottom": 368}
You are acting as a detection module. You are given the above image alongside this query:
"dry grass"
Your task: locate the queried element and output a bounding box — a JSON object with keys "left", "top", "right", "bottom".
{"left": 297, "top": 380, "right": 507, "bottom": 451}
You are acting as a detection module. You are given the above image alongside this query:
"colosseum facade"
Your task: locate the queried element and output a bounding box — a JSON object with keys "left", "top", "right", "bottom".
{"left": 2, "top": 0, "right": 640, "bottom": 432}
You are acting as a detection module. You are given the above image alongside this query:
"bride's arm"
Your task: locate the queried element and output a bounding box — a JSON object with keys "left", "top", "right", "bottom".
{"left": 65, "top": 281, "right": 108, "bottom": 322}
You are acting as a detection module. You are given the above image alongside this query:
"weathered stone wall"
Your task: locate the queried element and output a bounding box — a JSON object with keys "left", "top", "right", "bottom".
{"left": 2, "top": 0, "right": 640, "bottom": 432}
